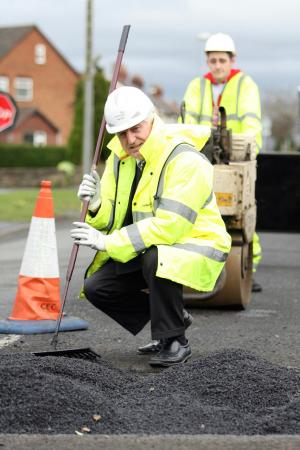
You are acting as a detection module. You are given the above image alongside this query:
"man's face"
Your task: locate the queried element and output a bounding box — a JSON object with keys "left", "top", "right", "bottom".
{"left": 117, "top": 119, "right": 153, "bottom": 160}
{"left": 206, "top": 51, "right": 235, "bottom": 83}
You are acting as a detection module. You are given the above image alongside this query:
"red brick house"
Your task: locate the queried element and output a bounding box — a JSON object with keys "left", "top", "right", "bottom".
{"left": 0, "top": 108, "right": 59, "bottom": 146}
{"left": 0, "top": 25, "right": 80, "bottom": 146}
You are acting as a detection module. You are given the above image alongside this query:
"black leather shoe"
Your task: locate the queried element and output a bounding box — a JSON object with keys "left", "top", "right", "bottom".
{"left": 149, "top": 339, "right": 192, "bottom": 367}
{"left": 137, "top": 340, "right": 162, "bottom": 354}
{"left": 252, "top": 279, "right": 262, "bottom": 293}
{"left": 137, "top": 309, "right": 193, "bottom": 355}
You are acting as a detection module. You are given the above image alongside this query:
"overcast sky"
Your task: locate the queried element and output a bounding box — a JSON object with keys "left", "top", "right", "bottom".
{"left": 1, "top": 0, "right": 300, "bottom": 103}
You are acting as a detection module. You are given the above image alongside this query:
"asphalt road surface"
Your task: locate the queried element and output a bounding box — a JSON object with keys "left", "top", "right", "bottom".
{"left": 0, "top": 222, "right": 299, "bottom": 449}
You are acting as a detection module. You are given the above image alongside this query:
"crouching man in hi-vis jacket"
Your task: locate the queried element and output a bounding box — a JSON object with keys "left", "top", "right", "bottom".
{"left": 70, "top": 86, "right": 231, "bottom": 367}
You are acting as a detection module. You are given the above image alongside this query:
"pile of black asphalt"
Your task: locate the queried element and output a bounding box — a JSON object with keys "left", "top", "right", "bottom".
{"left": 1, "top": 349, "right": 299, "bottom": 435}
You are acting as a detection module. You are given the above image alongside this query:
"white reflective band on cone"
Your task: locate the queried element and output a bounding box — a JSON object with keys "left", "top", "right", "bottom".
{"left": 20, "top": 217, "right": 59, "bottom": 278}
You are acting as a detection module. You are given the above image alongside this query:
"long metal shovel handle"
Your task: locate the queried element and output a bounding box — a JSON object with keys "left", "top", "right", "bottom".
{"left": 51, "top": 25, "right": 131, "bottom": 348}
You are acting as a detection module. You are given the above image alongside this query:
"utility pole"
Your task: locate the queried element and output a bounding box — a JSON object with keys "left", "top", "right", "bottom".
{"left": 297, "top": 86, "right": 300, "bottom": 150}
{"left": 297, "top": 86, "right": 300, "bottom": 119}
{"left": 82, "top": 0, "right": 94, "bottom": 174}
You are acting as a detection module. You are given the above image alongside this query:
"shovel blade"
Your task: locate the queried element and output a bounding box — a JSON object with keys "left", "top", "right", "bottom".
{"left": 33, "top": 347, "right": 101, "bottom": 361}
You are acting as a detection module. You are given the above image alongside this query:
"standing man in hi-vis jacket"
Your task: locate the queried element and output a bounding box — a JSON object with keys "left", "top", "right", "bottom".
{"left": 180, "top": 32, "right": 263, "bottom": 292}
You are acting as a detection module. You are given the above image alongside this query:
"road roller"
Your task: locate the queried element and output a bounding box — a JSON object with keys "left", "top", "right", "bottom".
{"left": 184, "top": 107, "right": 257, "bottom": 309}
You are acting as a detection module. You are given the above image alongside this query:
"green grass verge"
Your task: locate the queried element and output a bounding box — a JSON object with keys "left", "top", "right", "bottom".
{"left": 0, "top": 188, "right": 80, "bottom": 222}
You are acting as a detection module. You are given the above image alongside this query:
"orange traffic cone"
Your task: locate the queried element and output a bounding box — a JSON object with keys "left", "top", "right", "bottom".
{"left": 9, "top": 180, "right": 61, "bottom": 321}
{"left": 0, "top": 180, "right": 88, "bottom": 334}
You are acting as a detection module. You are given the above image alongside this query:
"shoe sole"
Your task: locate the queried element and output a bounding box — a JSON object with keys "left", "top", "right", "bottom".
{"left": 149, "top": 352, "right": 192, "bottom": 367}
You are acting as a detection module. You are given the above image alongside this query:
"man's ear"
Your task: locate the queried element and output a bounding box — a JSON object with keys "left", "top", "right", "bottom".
{"left": 231, "top": 56, "right": 236, "bottom": 65}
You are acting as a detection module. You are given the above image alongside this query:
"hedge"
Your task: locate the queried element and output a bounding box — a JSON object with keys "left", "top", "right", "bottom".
{"left": 0, "top": 143, "right": 71, "bottom": 167}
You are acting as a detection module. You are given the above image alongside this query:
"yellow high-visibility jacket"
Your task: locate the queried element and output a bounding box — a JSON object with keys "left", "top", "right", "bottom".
{"left": 181, "top": 71, "right": 262, "bottom": 153}
{"left": 85, "top": 115, "right": 231, "bottom": 292}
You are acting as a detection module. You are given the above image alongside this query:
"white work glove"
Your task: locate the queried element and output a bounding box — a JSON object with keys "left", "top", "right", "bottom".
{"left": 70, "top": 222, "right": 106, "bottom": 251}
{"left": 77, "top": 170, "right": 101, "bottom": 212}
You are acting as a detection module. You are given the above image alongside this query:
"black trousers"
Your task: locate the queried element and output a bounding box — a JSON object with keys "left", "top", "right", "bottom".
{"left": 84, "top": 247, "right": 185, "bottom": 340}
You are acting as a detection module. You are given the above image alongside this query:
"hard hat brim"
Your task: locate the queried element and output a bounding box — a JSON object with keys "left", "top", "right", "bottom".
{"left": 106, "top": 112, "right": 154, "bottom": 134}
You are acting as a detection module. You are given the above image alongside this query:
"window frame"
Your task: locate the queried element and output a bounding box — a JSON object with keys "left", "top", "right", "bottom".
{"left": 14, "top": 77, "right": 33, "bottom": 101}
{"left": 35, "top": 43, "right": 47, "bottom": 65}
{"left": 23, "top": 130, "right": 47, "bottom": 147}
{"left": 0, "top": 76, "right": 9, "bottom": 92}
{"left": 33, "top": 130, "right": 47, "bottom": 147}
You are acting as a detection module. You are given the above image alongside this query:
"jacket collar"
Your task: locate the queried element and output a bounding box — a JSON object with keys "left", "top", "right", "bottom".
{"left": 204, "top": 69, "right": 241, "bottom": 85}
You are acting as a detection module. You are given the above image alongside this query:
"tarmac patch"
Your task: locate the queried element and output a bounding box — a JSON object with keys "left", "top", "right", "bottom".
{"left": 0, "top": 349, "right": 299, "bottom": 435}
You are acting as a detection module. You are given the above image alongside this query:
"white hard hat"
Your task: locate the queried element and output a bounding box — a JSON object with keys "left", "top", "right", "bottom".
{"left": 205, "top": 33, "right": 236, "bottom": 55}
{"left": 104, "top": 86, "right": 155, "bottom": 134}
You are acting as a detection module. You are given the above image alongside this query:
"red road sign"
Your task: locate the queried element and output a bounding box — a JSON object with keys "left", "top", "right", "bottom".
{"left": 0, "top": 91, "right": 18, "bottom": 133}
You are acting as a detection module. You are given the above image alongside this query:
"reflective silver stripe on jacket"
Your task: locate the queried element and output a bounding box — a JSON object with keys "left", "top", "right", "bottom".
{"left": 226, "top": 112, "right": 261, "bottom": 122}
{"left": 113, "top": 153, "right": 119, "bottom": 178}
{"left": 158, "top": 198, "right": 198, "bottom": 224}
{"left": 103, "top": 154, "right": 119, "bottom": 231}
{"left": 133, "top": 211, "right": 154, "bottom": 221}
{"left": 125, "top": 223, "right": 146, "bottom": 252}
{"left": 235, "top": 75, "right": 260, "bottom": 122}
{"left": 154, "top": 144, "right": 212, "bottom": 212}
{"left": 185, "top": 111, "right": 212, "bottom": 123}
{"left": 173, "top": 243, "right": 228, "bottom": 262}
{"left": 109, "top": 155, "right": 120, "bottom": 228}
{"left": 185, "top": 110, "right": 201, "bottom": 121}
{"left": 238, "top": 112, "right": 261, "bottom": 121}
{"left": 199, "top": 77, "right": 207, "bottom": 121}
{"left": 199, "top": 114, "right": 212, "bottom": 122}
{"left": 236, "top": 74, "right": 246, "bottom": 117}
{"left": 103, "top": 199, "right": 115, "bottom": 231}
{"left": 202, "top": 191, "right": 213, "bottom": 209}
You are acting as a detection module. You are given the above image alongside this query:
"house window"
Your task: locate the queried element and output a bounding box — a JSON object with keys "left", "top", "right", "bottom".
{"left": 14, "top": 77, "right": 33, "bottom": 101}
{"left": 23, "top": 131, "right": 47, "bottom": 147}
{"left": 35, "top": 44, "right": 47, "bottom": 65}
{"left": 34, "top": 131, "right": 47, "bottom": 147}
{"left": 0, "top": 76, "right": 9, "bottom": 92}
{"left": 23, "top": 132, "right": 34, "bottom": 145}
